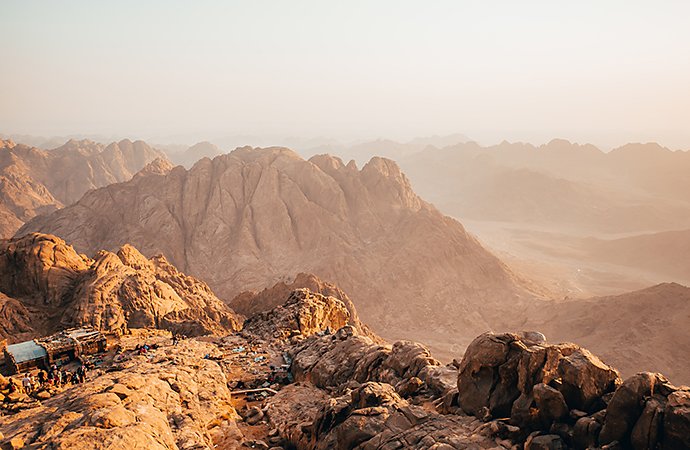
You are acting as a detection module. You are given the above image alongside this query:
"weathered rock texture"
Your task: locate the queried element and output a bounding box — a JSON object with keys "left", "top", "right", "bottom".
{"left": 18, "top": 146, "right": 540, "bottom": 356}
{"left": 266, "top": 325, "right": 499, "bottom": 449}
{"left": 0, "top": 138, "right": 166, "bottom": 237}
{"left": 0, "top": 233, "right": 241, "bottom": 341}
{"left": 242, "top": 288, "right": 353, "bottom": 341}
{"left": 1, "top": 284, "right": 689, "bottom": 450}
{"left": 0, "top": 339, "right": 245, "bottom": 449}
{"left": 457, "top": 332, "right": 621, "bottom": 421}
{"left": 455, "top": 332, "right": 690, "bottom": 449}
{"left": 233, "top": 273, "right": 377, "bottom": 340}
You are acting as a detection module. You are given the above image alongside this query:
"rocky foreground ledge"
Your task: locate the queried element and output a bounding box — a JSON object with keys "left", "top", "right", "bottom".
{"left": 1, "top": 289, "right": 688, "bottom": 450}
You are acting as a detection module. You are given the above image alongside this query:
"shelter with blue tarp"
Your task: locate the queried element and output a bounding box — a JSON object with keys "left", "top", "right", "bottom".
{"left": 3, "top": 327, "right": 107, "bottom": 374}
{"left": 5, "top": 340, "right": 48, "bottom": 373}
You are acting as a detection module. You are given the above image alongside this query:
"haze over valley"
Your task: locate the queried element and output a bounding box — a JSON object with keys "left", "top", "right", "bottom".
{"left": 2, "top": 2, "right": 689, "bottom": 449}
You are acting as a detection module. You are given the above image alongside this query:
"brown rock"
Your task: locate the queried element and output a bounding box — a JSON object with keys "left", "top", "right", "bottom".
{"left": 395, "top": 376, "right": 424, "bottom": 397}
{"left": 19, "top": 147, "right": 539, "bottom": 359}
{"left": 0, "top": 233, "right": 242, "bottom": 340}
{"left": 572, "top": 416, "right": 602, "bottom": 450}
{"left": 526, "top": 434, "right": 566, "bottom": 450}
{"left": 664, "top": 389, "right": 690, "bottom": 450}
{"left": 600, "top": 372, "right": 664, "bottom": 445}
{"left": 458, "top": 332, "right": 620, "bottom": 426}
{"left": 630, "top": 397, "right": 664, "bottom": 450}
{"left": 243, "top": 288, "right": 352, "bottom": 341}
{"left": 533, "top": 383, "right": 569, "bottom": 423}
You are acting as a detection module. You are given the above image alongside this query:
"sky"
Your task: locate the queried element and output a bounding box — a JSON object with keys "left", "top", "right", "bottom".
{"left": 2, "top": 1, "right": 690, "bottom": 149}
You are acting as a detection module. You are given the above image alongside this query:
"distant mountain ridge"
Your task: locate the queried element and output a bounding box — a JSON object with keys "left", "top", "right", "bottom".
{"left": 398, "top": 139, "right": 690, "bottom": 233}
{"left": 0, "top": 138, "right": 166, "bottom": 237}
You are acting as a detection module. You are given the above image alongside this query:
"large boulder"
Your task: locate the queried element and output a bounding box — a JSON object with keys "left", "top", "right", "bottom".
{"left": 663, "top": 389, "right": 690, "bottom": 450}
{"left": 599, "top": 372, "right": 670, "bottom": 445}
{"left": 457, "top": 332, "right": 621, "bottom": 429}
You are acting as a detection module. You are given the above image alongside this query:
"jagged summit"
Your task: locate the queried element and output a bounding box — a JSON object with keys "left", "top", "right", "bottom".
{"left": 18, "top": 147, "right": 536, "bottom": 356}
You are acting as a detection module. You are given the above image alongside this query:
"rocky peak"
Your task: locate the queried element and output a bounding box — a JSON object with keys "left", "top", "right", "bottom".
{"left": 116, "top": 244, "right": 154, "bottom": 271}
{"left": 0, "top": 138, "right": 169, "bottom": 237}
{"left": 0, "top": 233, "right": 242, "bottom": 340}
{"left": 0, "top": 233, "right": 88, "bottom": 305}
{"left": 229, "top": 273, "right": 371, "bottom": 336}
{"left": 18, "top": 146, "right": 535, "bottom": 357}
{"left": 0, "top": 139, "right": 17, "bottom": 150}
{"left": 242, "top": 288, "right": 352, "bottom": 341}
{"left": 134, "top": 157, "right": 175, "bottom": 178}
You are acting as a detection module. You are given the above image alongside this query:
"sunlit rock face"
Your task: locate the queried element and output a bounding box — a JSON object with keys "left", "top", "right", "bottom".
{"left": 0, "top": 233, "right": 242, "bottom": 341}
{"left": 19, "top": 146, "right": 536, "bottom": 353}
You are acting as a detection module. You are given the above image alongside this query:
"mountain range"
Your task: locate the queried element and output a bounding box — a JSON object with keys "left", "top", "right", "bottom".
{"left": 18, "top": 146, "right": 541, "bottom": 355}
{"left": 0, "top": 138, "right": 165, "bottom": 237}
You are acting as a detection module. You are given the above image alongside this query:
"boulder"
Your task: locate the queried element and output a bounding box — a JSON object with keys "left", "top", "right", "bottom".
{"left": 533, "top": 383, "right": 569, "bottom": 424}
{"left": 457, "top": 332, "right": 620, "bottom": 425}
{"left": 600, "top": 372, "right": 667, "bottom": 444}
{"left": 630, "top": 397, "right": 663, "bottom": 450}
{"left": 663, "top": 389, "right": 690, "bottom": 450}
{"left": 573, "top": 416, "right": 602, "bottom": 450}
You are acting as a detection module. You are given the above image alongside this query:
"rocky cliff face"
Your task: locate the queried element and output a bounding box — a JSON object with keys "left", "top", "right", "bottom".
{"left": 0, "top": 233, "right": 241, "bottom": 340}
{"left": 0, "top": 138, "right": 166, "bottom": 237}
{"left": 18, "top": 146, "right": 539, "bottom": 355}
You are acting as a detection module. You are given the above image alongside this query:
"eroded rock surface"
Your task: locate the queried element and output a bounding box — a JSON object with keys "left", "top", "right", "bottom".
{"left": 0, "top": 338, "right": 244, "bottom": 449}
{"left": 0, "top": 233, "right": 241, "bottom": 340}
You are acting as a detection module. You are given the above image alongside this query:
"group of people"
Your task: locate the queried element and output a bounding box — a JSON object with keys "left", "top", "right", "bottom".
{"left": 11, "top": 363, "right": 89, "bottom": 395}
{"left": 134, "top": 342, "right": 160, "bottom": 354}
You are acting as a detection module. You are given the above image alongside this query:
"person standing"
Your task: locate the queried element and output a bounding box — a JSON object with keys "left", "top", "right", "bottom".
{"left": 22, "top": 373, "right": 32, "bottom": 394}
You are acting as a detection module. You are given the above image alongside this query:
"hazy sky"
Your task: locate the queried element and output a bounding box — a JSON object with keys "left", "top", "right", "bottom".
{"left": 2, "top": 1, "right": 690, "bottom": 148}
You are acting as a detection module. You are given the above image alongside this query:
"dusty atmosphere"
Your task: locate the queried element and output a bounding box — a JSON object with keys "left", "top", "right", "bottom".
{"left": 1, "top": 2, "right": 689, "bottom": 450}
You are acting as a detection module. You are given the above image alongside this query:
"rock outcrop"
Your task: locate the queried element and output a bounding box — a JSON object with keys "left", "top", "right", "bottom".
{"left": 0, "top": 338, "right": 245, "bottom": 449}
{"left": 231, "top": 273, "right": 377, "bottom": 340}
{"left": 456, "top": 332, "right": 621, "bottom": 422}
{"left": 454, "top": 332, "right": 690, "bottom": 449}
{"left": 242, "top": 288, "right": 353, "bottom": 341}
{"left": 0, "top": 233, "right": 241, "bottom": 341}
{"left": 0, "top": 138, "right": 166, "bottom": 237}
{"left": 1, "top": 283, "right": 688, "bottom": 450}
{"left": 18, "top": 146, "right": 539, "bottom": 357}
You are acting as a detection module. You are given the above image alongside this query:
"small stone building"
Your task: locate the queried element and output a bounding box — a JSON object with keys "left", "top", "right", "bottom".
{"left": 4, "top": 327, "right": 107, "bottom": 374}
